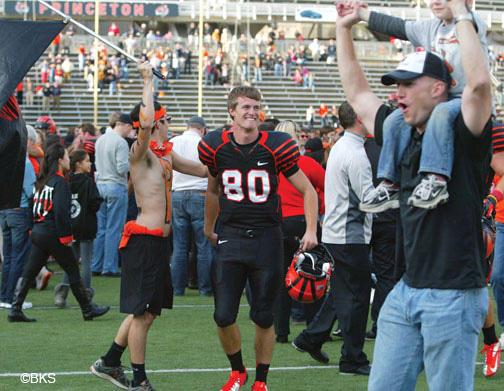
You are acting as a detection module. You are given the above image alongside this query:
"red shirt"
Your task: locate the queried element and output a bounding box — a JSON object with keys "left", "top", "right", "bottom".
{"left": 318, "top": 106, "right": 328, "bottom": 117}
{"left": 278, "top": 155, "right": 325, "bottom": 218}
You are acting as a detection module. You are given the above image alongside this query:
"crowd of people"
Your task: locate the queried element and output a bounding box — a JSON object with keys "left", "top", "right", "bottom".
{"left": 2, "top": 0, "right": 504, "bottom": 390}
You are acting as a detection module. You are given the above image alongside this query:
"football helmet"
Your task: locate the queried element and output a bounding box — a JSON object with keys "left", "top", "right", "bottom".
{"left": 34, "top": 116, "right": 56, "bottom": 135}
{"left": 285, "top": 244, "right": 334, "bottom": 303}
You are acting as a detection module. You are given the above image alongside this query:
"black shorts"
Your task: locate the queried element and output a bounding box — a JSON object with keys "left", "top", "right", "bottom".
{"left": 212, "top": 225, "right": 283, "bottom": 328}
{"left": 120, "top": 234, "right": 173, "bottom": 316}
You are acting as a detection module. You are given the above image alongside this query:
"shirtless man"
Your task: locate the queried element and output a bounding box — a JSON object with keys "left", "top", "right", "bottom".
{"left": 90, "top": 62, "right": 207, "bottom": 391}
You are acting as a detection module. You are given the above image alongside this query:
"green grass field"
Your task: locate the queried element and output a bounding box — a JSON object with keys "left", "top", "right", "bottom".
{"left": 1, "top": 264, "right": 504, "bottom": 391}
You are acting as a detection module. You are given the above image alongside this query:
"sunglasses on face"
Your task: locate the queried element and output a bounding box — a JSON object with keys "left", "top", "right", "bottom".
{"left": 299, "top": 134, "right": 308, "bottom": 138}
{"left": 158, "top": 115, "right": 172, "bottom": 124}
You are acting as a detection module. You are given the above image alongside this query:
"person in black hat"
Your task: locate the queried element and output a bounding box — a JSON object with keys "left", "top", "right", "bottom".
{"left": 304, "top": 137, "right": 325, "bottom": 167}
{"left": 336, "top": 0, "right": 492, "bottom": 388}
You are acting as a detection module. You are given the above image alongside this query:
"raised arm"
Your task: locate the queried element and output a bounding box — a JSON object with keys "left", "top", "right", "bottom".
{"left": 448, "top": 0, "right": 492, "bottom": 135}
{"left": 335, "top": 1, "right": 382, "bottom": 135}
{"left": 130, "top": 61, "right": 154, "bottom": 162}
{"left": 342, "top": 0, "right": 408, "bottom": 40}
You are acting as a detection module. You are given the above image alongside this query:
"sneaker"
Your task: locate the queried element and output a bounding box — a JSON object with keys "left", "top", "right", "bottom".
{"left": 221, "top": 368, "right": 248, "bottom": 391}
{"left": 22, "top": 301, "right": 33, "bottom": 310}
{"left": 0, "top": 302, "right": 11, "bottom": 309}
{"left": 251, "top": 381, "right": 268, "bottom": 391}
{"left": 481, "top": 342, "right": 501, "bottom": 377}
{"left": 90, "top": 358, "right": 131, "bottom": 389}
{"left": 129, "top": 380, "right": 155, "bottom": 391}
{"left": 292, "top": 336, "right": 329, "bottom": 364}
{"left": 340, "top": 364, "right": 371, "bottom": 376}
{"left": 407, "top": 174, "right": 449, "bottom": 209}
{"left": 359, "top": 181, "right": 400, "bottom": 213}
{"left": 36, "top": 268, "right": 52, "bottom": 291}
{"left": 365, "top": 329, "right": 376, "bottom": 340}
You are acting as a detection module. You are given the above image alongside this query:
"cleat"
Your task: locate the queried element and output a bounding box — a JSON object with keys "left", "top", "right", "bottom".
{"left": 90, "top": 358, "right": 131, "bottom": 389}
{"left": 332, "top": 328, "right": 342, "bottom": 338}
{"left": 407, "top": 174, "right": 449, "bottom": 209}
{"left": 221, "top": 368, "right": 248, "bottom": 391}
{"left": 481, "top": 342, "right": 501, "bottom": 377}
{"left": 359, "top": 181, "right": 400, "bottom": 213}
{"left": 129, "top": 379, "right": 155, "bottom": 390}
{"left": 251, "top": 381, "right": 268, "bottom": 391}
{"left": 340, "top": 364, "right": 371, "bottom": 376}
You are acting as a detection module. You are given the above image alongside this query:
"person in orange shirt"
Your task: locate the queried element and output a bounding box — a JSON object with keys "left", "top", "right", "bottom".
{"left": 318, "top": 103, "right": 329, "bottom": 128}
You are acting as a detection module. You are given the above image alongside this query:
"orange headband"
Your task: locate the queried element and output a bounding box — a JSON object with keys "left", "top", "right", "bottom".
{"left": 133, "top": 106, "right": 167, "bottom": 129}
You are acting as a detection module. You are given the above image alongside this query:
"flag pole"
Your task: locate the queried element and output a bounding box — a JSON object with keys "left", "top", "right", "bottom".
{"left": 37, "top": 0, "right": 165, "bottom": 79}
{"left": 93, "top": 0, "right": 99, "bottom": 127}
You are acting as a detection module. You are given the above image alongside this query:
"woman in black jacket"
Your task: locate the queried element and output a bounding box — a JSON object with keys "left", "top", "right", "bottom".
{"left": 54, "top": 149, "right": 102, "bottom": 308}
{"left": 8, "top": 143, "right": 109, "bottom": 322}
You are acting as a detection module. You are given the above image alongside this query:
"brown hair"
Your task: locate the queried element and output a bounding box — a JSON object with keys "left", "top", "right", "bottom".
{"left": 227, "top": 85, "right": 262, "bottom": 113}
{"left": 70, "top": 149, "right": 89, "bottom": 172}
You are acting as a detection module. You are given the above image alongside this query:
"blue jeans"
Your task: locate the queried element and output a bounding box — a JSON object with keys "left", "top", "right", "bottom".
{"left": 254, "top": 67, "right": 262, "bottom": 83}
{"left": 91, "top": 183, "right": 127, "bottom": 274}
{"left": 274, "top": 63, "right": 283, "bottom": 77}
{"left": 369, "top": 279, "right": 487, "bottom": 391}
{"left": 170, "top": 191, "right": 213, "bottom": 296}
{"left": 377, "top": 98, "right": 461, "bottom": 183}
{"left": 0, "top": 209, "right": 31, "bottom": 303}
{"left": 491, "top": 221, "right": 504, "bottom": 328}
{"left": 62, "top": 240, "right": 93, "bottom": 288}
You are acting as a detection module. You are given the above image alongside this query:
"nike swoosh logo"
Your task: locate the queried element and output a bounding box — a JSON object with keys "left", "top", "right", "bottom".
{"left": 490, "top": 359, "right": 499, "bottom": 373}
{"left": 257, "top": 161, "right": 268, "bottom": 166}
{"left": 218, "top": 240, "right": 228, "bottom": 244}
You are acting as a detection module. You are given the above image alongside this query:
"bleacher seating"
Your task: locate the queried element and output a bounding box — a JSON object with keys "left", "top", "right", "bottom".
{"left": 20, "top": 50, "right": 503, "bottom": 132}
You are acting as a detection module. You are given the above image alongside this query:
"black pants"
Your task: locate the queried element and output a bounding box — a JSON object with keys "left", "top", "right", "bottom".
{"left": 369, "top": 222, "right": 396, "bottom": 332}
{"left": 22, "top": 232, "right": 80, "bottom": 284}
{"left": 273, "top": 215, "right": 322, "bottom": 337}
{"left": 299, "top": 243, "right": 371, "bottom": 371}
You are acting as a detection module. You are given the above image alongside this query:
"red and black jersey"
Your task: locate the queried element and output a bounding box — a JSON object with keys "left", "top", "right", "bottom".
{"left": 198, "top": 129, "right": 300, "bottom": 228}
{"left": 485, "top": 121, "right": 504, "bottom": 192}
{"left": 32, "top": 173, "right": 73, "bottom": 244}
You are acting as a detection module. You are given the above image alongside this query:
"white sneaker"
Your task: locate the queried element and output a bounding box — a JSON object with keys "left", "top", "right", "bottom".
{"left": 0, "top": 302, "right": 11, "bottom": 309}
{"left": 22, "top": 302, "right": 33, "bottom": 309}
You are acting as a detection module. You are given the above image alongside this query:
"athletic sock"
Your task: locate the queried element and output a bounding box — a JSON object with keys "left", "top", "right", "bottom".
{"left": 102, "top": 341, "right": 126, "bottom": 367}
{"left": 255, "top": 362, "right": 270, "bottom": 383}
{"left": 483, "top": 325, "right": 499, "bottom": 346}
{"left": 227, "top": 351, "right": 245, "bottom": 373}
{"left": 131, "top": 362, "right": 147, "bottom": 386}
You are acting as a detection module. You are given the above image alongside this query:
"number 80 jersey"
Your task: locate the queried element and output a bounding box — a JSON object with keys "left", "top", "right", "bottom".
{"left": 198, "top": 129, "right": 300, "bottom": 228}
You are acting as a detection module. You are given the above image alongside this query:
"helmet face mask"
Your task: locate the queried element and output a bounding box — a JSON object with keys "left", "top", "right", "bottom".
{"left": 285, "top": 244, "right": 334, "bottom": 303}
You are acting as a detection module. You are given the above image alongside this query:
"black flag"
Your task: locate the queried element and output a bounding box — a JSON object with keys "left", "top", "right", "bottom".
{"left": 0, "top": 19, "right": 65, "bottom": 209}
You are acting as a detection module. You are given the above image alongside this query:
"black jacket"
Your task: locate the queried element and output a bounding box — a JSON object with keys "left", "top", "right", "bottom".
{"left": 70, "top": 173, "right": 102, "bottom": 241}
{"left": 32, "top": 173, "right": 73, "bottom": 244}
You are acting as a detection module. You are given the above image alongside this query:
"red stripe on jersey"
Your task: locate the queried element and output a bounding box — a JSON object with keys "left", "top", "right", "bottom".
{"left": 257, "top": 131, "right": 269, "bottom": 146}
{"left": 199, "top": 138, "right": 216, "bottom": 154}
{"left": 222, "top": 131, "right": 231, "bottom": 143}
{"left": 273, "top": 138, "right": 292, "bottom": 154}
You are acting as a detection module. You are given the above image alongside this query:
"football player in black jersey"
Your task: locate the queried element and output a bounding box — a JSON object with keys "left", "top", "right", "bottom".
{"left": 198, "top": 86, "right": 318, "bottom": 391}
